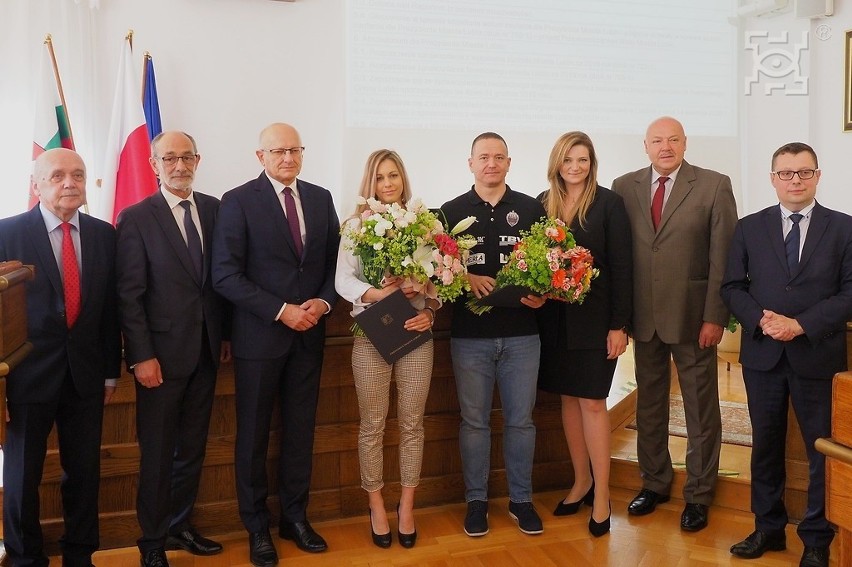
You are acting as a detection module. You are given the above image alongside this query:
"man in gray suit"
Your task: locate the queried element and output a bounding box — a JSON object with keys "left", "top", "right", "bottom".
{"left": 612, "top": 116, "right": 737, "bottom": 532}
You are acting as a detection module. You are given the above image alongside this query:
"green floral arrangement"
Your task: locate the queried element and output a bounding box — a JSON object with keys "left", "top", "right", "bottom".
{"left": 469, "top": 217, "right": 599, "bottom": 314}
{"left": 726, "top": 315, "right": 740, "bottom": 333}
{"left": 341, "top": 197, "right": 477, "bottom": 302}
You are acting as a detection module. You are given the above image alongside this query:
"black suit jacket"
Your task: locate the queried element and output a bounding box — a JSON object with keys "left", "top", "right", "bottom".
{"left": 116, "top": 191, "right": 228, "bottom": 377}
{"left": 721, "top": 201, "right": 852, "bottom": 379}
{"left": 212, "top": 173, "right": 339, "bottom": 358}
{"left": 537, "top": 187, "right": 633, "bottom": 349}
{"left": 0, "top": 206, "right": 121, "bottom": 403}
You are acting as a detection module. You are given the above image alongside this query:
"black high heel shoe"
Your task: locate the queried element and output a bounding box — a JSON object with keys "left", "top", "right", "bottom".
{"left": 370, "top": 508, "right": 392, "bottom": 548}
{"left": 588, "top": 502, "right": 611, "bottom": 537}
{"left": 397, "top": 503, "right": 417, "bottom": 548}
{"left": 553, "top": 483, "right": 595, "bottom": 516}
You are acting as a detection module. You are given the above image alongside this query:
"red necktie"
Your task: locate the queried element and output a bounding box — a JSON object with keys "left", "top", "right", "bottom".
{"left": 651, "top": 176, "right": 669, "bottom": 231}
{"left": 61, "top": 222, "right": 81, "bottom": 328}
{"left": 283, "top": 186, "right": 304, "bottom": 258}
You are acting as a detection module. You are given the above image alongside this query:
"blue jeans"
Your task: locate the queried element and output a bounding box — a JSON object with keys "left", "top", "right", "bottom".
{"left": 451, "top": 335, "right": 540, "bottom": 503}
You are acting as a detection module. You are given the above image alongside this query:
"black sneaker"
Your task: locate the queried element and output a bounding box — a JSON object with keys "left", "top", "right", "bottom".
{"left": 508, "top": 501, "right": 543, "bottom": 535}
{"left": 464, "top": 500, "right": 489, "bottom": 537}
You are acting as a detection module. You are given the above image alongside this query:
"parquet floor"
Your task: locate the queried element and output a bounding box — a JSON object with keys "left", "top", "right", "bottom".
{"left": 20, "top": 351, "right": 839, "bottom": 567}
{"left": 31, "top": 352, "right": 837, "bottom": 565}
{"left": 80, "top": 487, "right": 836, "bottom": 566}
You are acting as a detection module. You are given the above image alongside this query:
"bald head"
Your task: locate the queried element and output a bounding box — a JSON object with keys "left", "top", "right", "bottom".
{"left": 33, "top": 148, "right": 84, "bottom": 180}
{"left": 256, "top": 123, "right": 304, "bottom": 185}
{"left": 258, "top": 123, "right": 300, "bottom": 148}
{"left": 151, "top": 130, "right": 198, "bottom": 156}
{"left": 32, "top": 148, "right": 87, "bottom": 221}
{"left": 645, "top": 116, "right": 684, "bottom": 139}
{"left": 644, "top": 116, "right": 687, "bottom": 176}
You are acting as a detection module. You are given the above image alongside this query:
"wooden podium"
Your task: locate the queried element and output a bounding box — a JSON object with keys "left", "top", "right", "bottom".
{"left": 815, "top": 371, "right": 852, "bottom": 567}
{"left": 0, "top": 260, "right": 36, "bottom": 444}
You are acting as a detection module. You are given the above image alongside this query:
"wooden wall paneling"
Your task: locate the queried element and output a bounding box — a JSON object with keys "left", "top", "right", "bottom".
{"left": 2, "top": 302, "right": 574, "bottom": 554}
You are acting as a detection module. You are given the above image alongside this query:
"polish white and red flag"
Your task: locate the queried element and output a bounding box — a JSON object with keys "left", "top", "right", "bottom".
{"left": 98, "top": 34, "right": 157, "bottom": 224}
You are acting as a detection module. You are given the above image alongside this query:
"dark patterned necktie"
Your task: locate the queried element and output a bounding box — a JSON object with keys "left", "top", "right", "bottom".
{"left": 785, "top": 213, "right": 803, "bottom": 273}
{"left": 179, "top": 200, "right": 203, "bottom": 282}
{"left": 284, "top": 186, "right": 304, "bottom": 258}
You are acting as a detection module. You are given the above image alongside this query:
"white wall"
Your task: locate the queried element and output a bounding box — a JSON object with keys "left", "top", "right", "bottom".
{"left": 739, "top": 4, "right": 852, "bottom": 216}
{"left": 1, "top": 1, "right": 849, "bottom": 222}
{"left": 809, "top": 2, "right": 852, "bottom": 213}
{"left": 0, "top": 0, "right": 347, "bottom": 218}
{"left": 93, "top": 0, "right": 347, "bottom": 217}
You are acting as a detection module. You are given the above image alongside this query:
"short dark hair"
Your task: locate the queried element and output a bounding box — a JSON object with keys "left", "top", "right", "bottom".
{"left": 470, "top": 132, "right": 508, "bottom": 155}
{"left": 771, "top": 142, "right": 818, "bottom": 170}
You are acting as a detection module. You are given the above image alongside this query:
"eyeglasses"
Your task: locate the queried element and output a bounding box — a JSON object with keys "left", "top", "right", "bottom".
{"left": 772, "top": 169, "right": 817, "bottom": 181}
{"left": 262, "top": 147, "right": 305, "bottom": 158}
{"left": 157, "top": 155, "right": 198, "bottom": 166}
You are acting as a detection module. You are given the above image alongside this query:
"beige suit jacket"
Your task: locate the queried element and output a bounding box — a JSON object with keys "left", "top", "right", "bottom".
{"left": 612, "top": 160, "right": 737, "bottom": 344}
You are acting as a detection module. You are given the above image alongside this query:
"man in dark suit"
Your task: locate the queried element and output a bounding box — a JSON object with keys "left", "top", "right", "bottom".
{"left": 116, "top": 131, "right": 230, "bottom": 567}
{"left": 612, "top": 116, "right": 738, "bottom": 532}
{"left": 212, "top": 123, "right": 339, "bottom": 567}
{"left": 722, "top": 142, "right": 852, "bottom": 567}
{"left": 0, "top": 148, "right": 121, "bottom": 567}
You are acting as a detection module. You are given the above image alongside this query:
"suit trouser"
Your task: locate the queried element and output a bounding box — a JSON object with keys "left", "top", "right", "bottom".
{"left": 352, "top": 337, "right": 433, "bottom": 492}
{"left": 743, "top": 354, "right": 834, "bottom": 548}
{"left": 2, "top": 370, "right": 104, "bottom": 567}
{"left": 233, "top": 339, "right": 323, "bottom": 533}
{"left": 135, "top": 340, "right": 217, "bottom": 553}
{"left": 634, "top": 333, "right": 721, "bottom": 504}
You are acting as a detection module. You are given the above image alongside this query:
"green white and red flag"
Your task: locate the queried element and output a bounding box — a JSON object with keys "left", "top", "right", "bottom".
{"left": 30, "top": 36, "right": 75, "bottom": 208}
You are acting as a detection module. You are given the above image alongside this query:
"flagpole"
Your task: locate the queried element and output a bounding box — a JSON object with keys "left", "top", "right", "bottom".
{"left": 44, "top": 34, "right": 75, "bottom": 148}
{"left": 142, "top": 51, "right": 150, "bottom": 102}
{"left": 97, "top": 29, "right": 133, "bottom": 192}
{"left": 43, "top": 34, "right": 87, "bottom": 213}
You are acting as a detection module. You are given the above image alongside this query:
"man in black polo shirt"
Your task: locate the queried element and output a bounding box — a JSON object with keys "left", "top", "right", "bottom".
{"left": 441, "top": 132, "right": 547, "bottom": 538}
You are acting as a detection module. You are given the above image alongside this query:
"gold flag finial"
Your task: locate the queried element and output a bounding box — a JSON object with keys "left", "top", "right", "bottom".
{"left": 44, "top": 34, "right": 52, "bottom": 45}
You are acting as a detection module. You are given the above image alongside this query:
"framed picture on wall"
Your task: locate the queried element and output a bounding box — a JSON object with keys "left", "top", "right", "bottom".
{"left": 845, "top": 30, "right": 852, "bottom": 131}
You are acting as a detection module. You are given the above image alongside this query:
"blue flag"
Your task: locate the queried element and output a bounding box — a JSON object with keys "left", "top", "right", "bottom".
{"left": 142, "top": 54, "right": 162, "bottom": 141}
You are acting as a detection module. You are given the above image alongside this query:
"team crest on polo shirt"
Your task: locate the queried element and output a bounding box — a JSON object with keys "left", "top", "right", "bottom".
{"left": 506, "top": 210, "right": 519, "bottom": 227}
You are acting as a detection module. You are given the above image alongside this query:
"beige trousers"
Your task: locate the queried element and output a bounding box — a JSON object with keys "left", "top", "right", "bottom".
{"left": 352, "top": 336, "right": 433, "bottom": 492}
